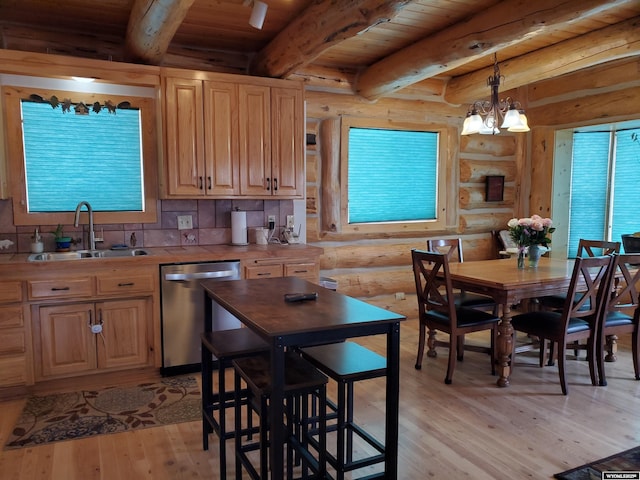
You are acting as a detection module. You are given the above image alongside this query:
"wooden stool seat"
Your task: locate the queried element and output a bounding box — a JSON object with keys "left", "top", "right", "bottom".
{"left": 233, "top": 352, "right": 328, "bottom": 480}
{"left": 299, "top": 341, "right": 387, "bottom": 479}
{"left": 200, "top": 328, "right": 269, "bottom": 479}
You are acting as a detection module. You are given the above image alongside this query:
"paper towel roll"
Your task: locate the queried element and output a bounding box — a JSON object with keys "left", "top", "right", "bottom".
{"left": 231, "top": 211, "right": 248, "bottom": 245}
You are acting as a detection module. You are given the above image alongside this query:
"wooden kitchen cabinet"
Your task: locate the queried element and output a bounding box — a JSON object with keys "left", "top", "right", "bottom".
{"left": 35, "top": 298, "right": 151, "bottom": 380}
{"left": 31, "top": 267, "right": 156, "bottom": 381}
{"left": 162, "top": 70, "right": 303, "bottom": 199}
{"left": 163, "top": 77, "right": 239, "bottom": 197}
{"left": 0, "top": 280, "right": 30, "bottom": 387}
{"left": 244, "top": 258, "right": 319, "bottom": 283}
{"left": 238, "top": 84, "right": 304, "bottom": 197}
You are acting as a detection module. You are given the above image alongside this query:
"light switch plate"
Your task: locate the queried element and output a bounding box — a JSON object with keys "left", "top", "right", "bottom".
{"left": 177, "top": 215, "right": 193, "bottom": 230}
{"left": 286, "top": 215, "right": 295, "bottom": 229}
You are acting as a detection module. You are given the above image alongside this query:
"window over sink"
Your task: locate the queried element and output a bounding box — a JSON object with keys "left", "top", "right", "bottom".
{"left": 2, "top": 79, "right": 158, "bottom": 226}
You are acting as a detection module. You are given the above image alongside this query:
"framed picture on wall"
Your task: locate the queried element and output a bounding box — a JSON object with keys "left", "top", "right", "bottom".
{"left": 485, "top": 175, "right": 504, "bottom": 202}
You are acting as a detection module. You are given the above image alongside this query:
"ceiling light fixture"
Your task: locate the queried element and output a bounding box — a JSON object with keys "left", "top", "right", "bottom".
{"left": 461, "top": 54, "right": 530, "bottom": 136}
{"left": 247, "top": 0, "right": 268, "bottom": 30}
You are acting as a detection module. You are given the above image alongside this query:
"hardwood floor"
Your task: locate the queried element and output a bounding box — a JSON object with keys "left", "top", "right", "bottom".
{"left": 1, "top": 319, "right": 639, "bottom": 479}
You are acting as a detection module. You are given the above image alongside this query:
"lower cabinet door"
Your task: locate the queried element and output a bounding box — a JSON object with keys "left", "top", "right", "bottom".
{"left": 96, "top": 298, "right": 150, "bottom": 370}
{"left": 37, "top": 303, "right": 96, "bottom": 378}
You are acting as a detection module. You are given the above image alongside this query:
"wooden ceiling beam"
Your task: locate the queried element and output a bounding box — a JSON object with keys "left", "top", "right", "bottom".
{"left": 250, "top": 0, "right": 412, "bottom": 78}
{"left": 445, "top": 16, "right": 640, "bottom": 105}
{"left": 125, "top": 0, "right": 195, "bottom": 64}
{"left": 355, "top": 0, "right": 636, "bottom": 101}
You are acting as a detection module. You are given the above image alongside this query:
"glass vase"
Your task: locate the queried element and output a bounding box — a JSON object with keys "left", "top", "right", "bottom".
{"left": 517, "top": 247, "right": 525, "bottom": 269}
{"left": 528, "top": 244, "right": 541, "bottom": 268}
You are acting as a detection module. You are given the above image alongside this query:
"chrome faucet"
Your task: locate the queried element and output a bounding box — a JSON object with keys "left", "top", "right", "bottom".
{"left": 74, "top": 201, "right": 102, "bottom": 251}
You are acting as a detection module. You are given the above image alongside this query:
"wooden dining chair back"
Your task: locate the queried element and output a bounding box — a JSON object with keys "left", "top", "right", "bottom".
{"left": 578, "top": 239, "right": 621, "bottom": 257}
{"left": 426, "top": 237, "right": 498, "bottom": 312}
{"left": 427, "top": 238, "right": 465, "bottom": 262}
{"left": 411, "top": 249, "right": 500, "bottom": 384}
{"left": 511, "top": 254, "right": 615, "bottom": 394}
{"left": 539, "top": 239, "right": 621, "bottom": 312}
{"left": 597, "top": 253, "right": 640, "bottom": 386}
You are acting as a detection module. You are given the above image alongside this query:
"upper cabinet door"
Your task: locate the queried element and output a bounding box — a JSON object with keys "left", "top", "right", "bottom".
{"left": 203, "top": 81, "right": 239, "bottom": 196}
{"left": 164, "top": 77, "right": 205, "bottom": 196}
{"left": 238, "top": 84, "right": 271, "bottom": 196}
{"left": 271, "top": 86, "right": 304, "bottom": 197}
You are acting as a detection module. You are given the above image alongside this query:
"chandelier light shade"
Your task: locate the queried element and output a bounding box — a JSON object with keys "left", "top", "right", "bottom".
{"left": 461, "top": 54, "right": 530, "bottom": 136}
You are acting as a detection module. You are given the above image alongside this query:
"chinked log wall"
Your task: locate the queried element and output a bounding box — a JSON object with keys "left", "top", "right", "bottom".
{"left": 304, "top": 57, "right": 640, "bottom": 319}
{"left": 304, "top": 90, "right": 525, "bottom": 319}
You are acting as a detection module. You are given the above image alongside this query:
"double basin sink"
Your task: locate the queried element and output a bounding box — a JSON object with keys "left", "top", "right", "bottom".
{"left": 28, "top": 249, "right": 150, "bottom": 262}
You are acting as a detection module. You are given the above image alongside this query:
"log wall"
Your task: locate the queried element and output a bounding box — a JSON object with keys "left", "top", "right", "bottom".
{"left": 305, "top": 57, "right": 640, "bottom": 318}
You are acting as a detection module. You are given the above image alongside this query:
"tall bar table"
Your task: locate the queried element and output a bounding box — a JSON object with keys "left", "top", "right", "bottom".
{"left": 202, "top": 276, "right": 405, "bottom": 479}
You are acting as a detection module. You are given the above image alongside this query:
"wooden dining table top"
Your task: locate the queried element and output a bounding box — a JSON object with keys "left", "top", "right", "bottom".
{"left": 446, "top": 256, "right": 575, "bottom": 303}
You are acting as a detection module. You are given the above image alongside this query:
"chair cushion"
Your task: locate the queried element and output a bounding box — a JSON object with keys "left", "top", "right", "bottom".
{"left": 539, "top": 292, "right": 588, "bottom": 311}
{"left": 603, "top": 310, "right": 634, "bottom": 328}
{"left": 426, "top": 307, "right": 499, "bottom": 328}
{"left": 511, "top": 311, "right": 591, "bottom": 338}
{"left": 454, "top": 291, "right": 496, "bottom": 308}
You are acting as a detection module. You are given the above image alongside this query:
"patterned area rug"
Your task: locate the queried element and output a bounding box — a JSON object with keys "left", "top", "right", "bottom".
{"left": 4, "top": 376, "right": 200, "bottom": 449}
{"left": 554, "top": 446, "right": 640, "bottom": 480}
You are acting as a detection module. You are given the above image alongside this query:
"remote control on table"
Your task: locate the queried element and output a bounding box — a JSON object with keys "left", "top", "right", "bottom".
{"left": 284, "top": 292, "right": 318, "bottom": 303}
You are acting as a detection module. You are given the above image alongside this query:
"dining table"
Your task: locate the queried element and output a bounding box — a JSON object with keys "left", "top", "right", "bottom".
{"left": 446, "top": 256, "right": 575, "bottom": 387}
{"left": 201, "top": 276, "right": 406, "bottom": 479}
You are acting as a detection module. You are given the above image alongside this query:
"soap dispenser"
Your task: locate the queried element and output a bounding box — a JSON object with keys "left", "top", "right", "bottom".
{"left": 31, "top": 228, "right": 44, "bottom": 253}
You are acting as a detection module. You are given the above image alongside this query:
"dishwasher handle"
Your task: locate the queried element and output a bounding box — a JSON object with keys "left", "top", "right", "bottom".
{"left": 164, "top": 270, "right": 238, "bottom": 281}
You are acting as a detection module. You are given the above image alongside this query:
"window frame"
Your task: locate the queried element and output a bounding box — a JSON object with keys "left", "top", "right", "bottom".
{"left": 339, "top": 116, "right": 452, "bottom": 235}
{"left": 3, "top": 85, "right": 158, "bottom": 226}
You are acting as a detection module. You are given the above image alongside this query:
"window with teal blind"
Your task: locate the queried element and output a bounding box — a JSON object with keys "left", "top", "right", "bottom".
{"left": 568, "top": 127, "right": 640, "bottom": 257}
{"left": 347, "top": 127, "right": 438, "bottom": 223}
{"left": 21, "top": 100, "right": 144, "bottom": 213}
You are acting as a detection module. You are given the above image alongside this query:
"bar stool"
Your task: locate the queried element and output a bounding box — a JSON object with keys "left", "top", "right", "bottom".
{"left": 200, "top": 328, "right": 269, "bottom": 479}
{"left": 299, "top": 341, "right": 387, "bottom": 479}
{"left": 233, "top": 351, "right": 328, "bottom": 480}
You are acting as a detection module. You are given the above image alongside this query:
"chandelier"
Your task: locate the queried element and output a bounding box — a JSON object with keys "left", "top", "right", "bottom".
{"left": 461, "top": 54, "right": 530, "bottom": 135}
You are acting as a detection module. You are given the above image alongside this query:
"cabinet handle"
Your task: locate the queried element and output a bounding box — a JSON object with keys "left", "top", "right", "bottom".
{"left": 273, "top": 178, "right": 278, "bottom": 191}
{"left": 257, "top": 272, "right": 272, "bottom": 277}
{"left": 199, "top": 176, "right": 203, "bottom": 190}
{"left": 266, "top": 177, "right": 271, "bottom": 191}
{"left": 88, "top": 309, "right": 93, "bottom": 327}
{"left": 118, "top": 282, "right": 135, "bottom": 287}
{"left": 207, "top": 176, "right": 212, "bottom": 190}
{"left": 51, "top": 287, "right": 70, "bottom": 291}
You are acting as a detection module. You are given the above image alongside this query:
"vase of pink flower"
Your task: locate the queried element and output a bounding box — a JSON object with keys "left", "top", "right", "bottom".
{"left": 507, "top": 215, "right": 555, "bottom": 269}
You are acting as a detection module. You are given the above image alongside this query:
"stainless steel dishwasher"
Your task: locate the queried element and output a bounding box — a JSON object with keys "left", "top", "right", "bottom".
{"left": 160, "top": 261, "right": 241, "bottom": 375}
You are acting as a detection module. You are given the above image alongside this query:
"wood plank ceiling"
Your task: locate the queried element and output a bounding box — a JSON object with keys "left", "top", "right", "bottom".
{"left": 0, "top": 0, "right": 639, "bottom": 105}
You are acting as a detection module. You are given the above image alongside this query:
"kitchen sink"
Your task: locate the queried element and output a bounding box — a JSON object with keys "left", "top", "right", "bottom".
{"left": 28, "top": 249, "right": 150, "bottom": 261}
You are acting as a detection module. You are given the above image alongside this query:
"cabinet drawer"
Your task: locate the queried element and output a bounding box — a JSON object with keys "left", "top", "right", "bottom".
{"left": 245, "top": 264, "right": 283, "bottom": 279}
{"left": 97, "top": 272, "right": 156, "bottom": 295}
{"left": 28, "top": 277, "right": 94, "bottom": 300}
{"left": 0, "top": 305, "right": 24, "bottom": 328}
{"left": 0, "top": 328, "right": 25, "bottom": 355}
{"left": 284, "top": 262, "right": 319, "bottom": 282}
{"left": 0, "top": 281, "right": 22, "bottom": 303}
{"left": 0, "top": 355, "right": 27, "bottom": 387}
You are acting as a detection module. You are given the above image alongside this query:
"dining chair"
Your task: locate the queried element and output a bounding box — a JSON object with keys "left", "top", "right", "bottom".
{"left": 411, "top": 249, "right": 500, "bottom": 384}
{"left": 596, "top": 253, "right": 640, "bottom": 386}
{"left": 539, "top": 239, "right": 621, "bottom": 311}
{"left": 427, "top": 238, "right": 498, "bottom": 312}
{"left": 510, "top": 254, "right": 615, "bottom": 394}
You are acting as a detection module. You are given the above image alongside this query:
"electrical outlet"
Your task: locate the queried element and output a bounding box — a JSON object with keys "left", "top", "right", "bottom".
{"left": 177, "top": 215, "right": 193, "bottom": 230}
{"left": 286, "top": 215, "right": 295, "bottom": 229}
{"left": 268, "top": 215, "right": 276, "bottom": 230}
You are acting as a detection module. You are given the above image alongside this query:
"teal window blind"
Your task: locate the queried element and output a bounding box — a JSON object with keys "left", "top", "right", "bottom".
{"left": 569, "top": 128, "right": 640, "bottom": 256}
{"left": 347, "top": 127, "right": 438, "bottom": 223}
{"left": 21, "top": 100, "right": 144, "bottom": 213}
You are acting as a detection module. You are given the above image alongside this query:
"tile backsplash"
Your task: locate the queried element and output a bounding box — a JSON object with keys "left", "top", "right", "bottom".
{"left": 0, "top": 198, "right": 293, "bottom": 254}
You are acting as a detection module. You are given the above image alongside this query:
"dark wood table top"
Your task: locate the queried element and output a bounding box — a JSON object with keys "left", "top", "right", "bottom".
{"left": 202, "top": 276, "right": 405, "bottom": 339}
